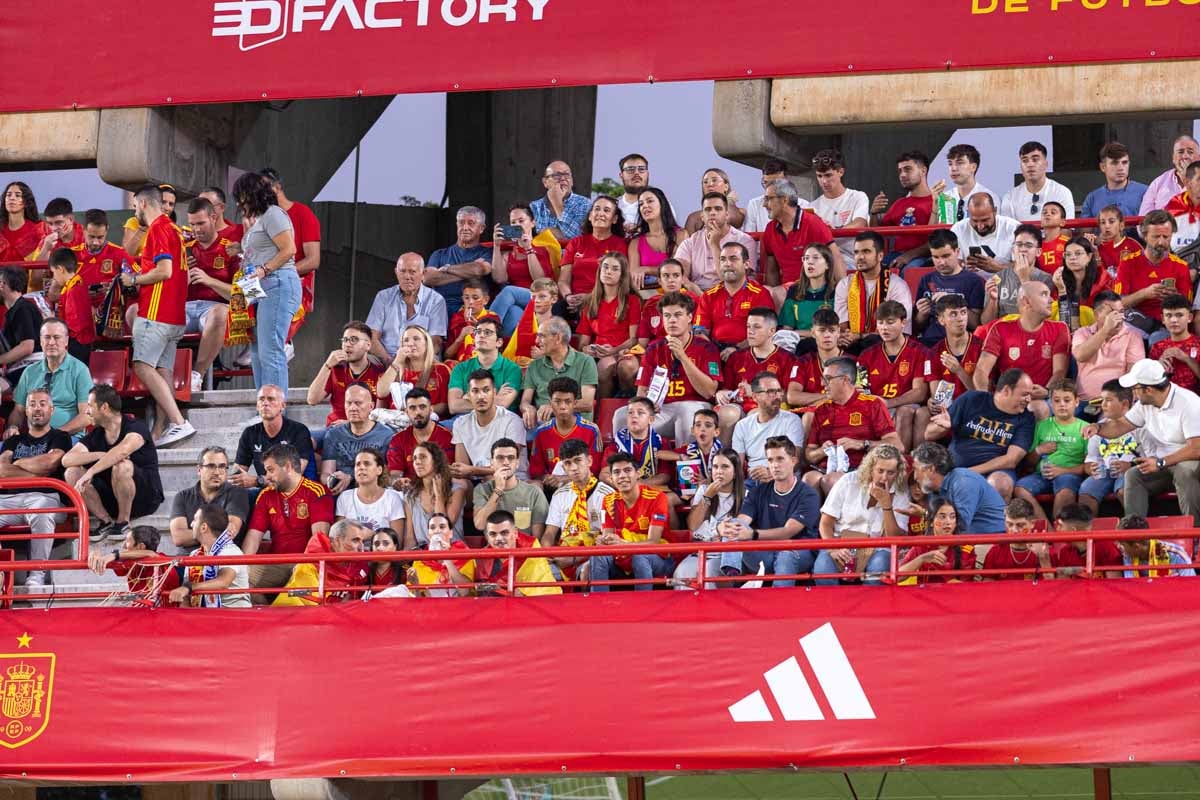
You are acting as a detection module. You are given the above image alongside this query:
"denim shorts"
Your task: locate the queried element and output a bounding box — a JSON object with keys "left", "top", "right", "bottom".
{"left": 1015, "top": 472, "right": 1085, "bottom": 496}
{"left": 1079, "top": 473, "right": 1126, "bottom": 501}
{"left": 185, "top": 299, "right": 222, "bottom": 334}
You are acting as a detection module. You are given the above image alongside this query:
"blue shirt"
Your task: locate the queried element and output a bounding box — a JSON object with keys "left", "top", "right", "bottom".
{"left": 530, "top": 193, "right": 591, "bottom": 241}
{"left": 914, "top": 269, "right": 986, "bottom": 345}
{"left": 933, "top": 468, "right": 1006, "bottom": 533}
{"left": 427, "top": 243, "right": 490, "bottom": 315}
{"left": 742, "top": 477, "right": 821, "bottom": 538}
{"left": 365, "top": 284, "right": 448, "bottom": 359}
{"left": 1080, "top": 182, "right": 1149, "bottom": 219}
{"left": 948, "top": 390, "right": 1035, "bottom": 469}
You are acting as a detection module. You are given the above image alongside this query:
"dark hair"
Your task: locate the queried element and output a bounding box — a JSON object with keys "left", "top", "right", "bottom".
{"left": 619, "top": 153, "right": 648, "bottom": 171}
{"left": 750, "top": 371, "right": 783, "bottom": 392}
{"left": 1061, "top": 236, "right": 1101, "bottom": 303}
{"left": 405, "top": 387, "right": 432, "bottom": 404}
{"left": 1019, "top": 141, "right": 1048, "bottom": 158}
{"left": 1118, "top": 515, "right": 1149, "bottom": 530}
{"left": 409, "top": 441, "right": 452, "bottom": 505}
{"left": 934, "top": 293, "right": 968, "bottom": 317}
{"left": 928, "top": 497, "right": 962, "bottom": 534}
{"left": 343, "top": 320, "right": 372, "bottom": 339}
{"left": 474, "top": 316, "right": 501, "bottom": 338}
{"left": 1014, "top": 223, "right": 1044, "bottom": 247}
{"left": 995, "top": 368, "right": 1027, "bottom": 392}
{"left": 1100, "top": 378, "right": 1133, "bottom": 405}
{"left": 461, "top": 277, "right": 490, "bottom": 294}
{"left": 467, "top": 368, "right": 495, "bottom": 388}
{"left": 705, "top": 449, "right": 745, "bottom": 523}
{"left": 854, "top": 230, "right": 886, "bottom": 254}
{"left": 1054, "top": 503, "right": 1093, "bottom": 527}
{"left": 232, "top": 172, "right": 277, "bottom": 219}
{"left": 354, "top": 447, "right": 389, "bottom": 488}
{"left": 202, "top": 186, "right": 228, "bottom": 204}
{"left": 1162, "top": 293, "right": 1192, "bottom": 314}
{"left": 84, "top": 208, "right": 108, "bottom": 228}
{"left": 606, "top": 451, "right": 635, "bottom": 469}
{"left": 0, "top": 266, "right": 27, "bottom": 294}
{"left": 1005, "top": 497, "right": 1036, "bottom": 520}
{"left": 764, "top": 157, "right": 791, "bottom": 174}
{"left": 912, "top": 442, "right": 955, "bottom": 476}
{"left": 721, "top": 241, "right": 750, "bottom": 263}
{"left": 1042, "top": 201, "right": 1066, "bottom": 219}
{"left": 947, "top": 144, "right": 981, "bottom": 166}
{"left": 875, "top": 300, "right": 907, "bottom": 321}
{"left": 485, "top": 509, "right": 515, "bottom": 529}
{"left": 48, "top": 247, "right": 77, "bottom": 272}
{"left": 263, "top": 443, "right": 301, "bottom": 471}
{"left": 747, "top": 307, "right": 778, "bottom": 329}
{"left": 810, "top": 150, "right": 842, "bottom": 171}
{"left": 508, "top": 203, "right": 534, "bottom": 222}
{"left": 927, "top": 228, "right": 959, "bottom": 251}
{"left": 811, "top": 307, "right": 840, "bottom": 329}
{"left": 187, "top": 197, "right": 216, "bottom": 217}
{"left": 368, "top": 528, "right": 404, "bottom": 588}
{"left": 1046, "top": 377, "right": 1077, "bottom": 396}
{"left": 1092, "top": 290, "right": 1122, "bottom": 308}
{"left": 1099, "top": 142, "right": 1129, "bottom": 163}
{"left": 764, "top": 435, "right": 798, "bottom": 460}
{"left": 196, "top": 503, "right": 230, "bottom": 535}
{"left": 133, "top": 183, "right": 162, "bottom": 206}
{"left": 1187, "top": 160, "right": 1200, "bottom": 181}
{"left": 3, "top": 182, "right": 38, "bottom": 222}
{"left": 896, "top": 150, "right": 930, "bottom": 170}
{"left": 791, "top": 243, "right": 836, "bottom": 305}
{"left": 489, "top": 437, "right": 520, "bottom": 458}
{"left": 43, "top": 197, "right": 73, "bottom": 218}
{"left": 559, "top": 438, "right": 591, "bottom": 461}
{"left": 635, "top": 187, "right": 679, "bottom": 253}
{"left": 259, "top": 167, "right": 282, "bottom": 186}
{"left": 89, "top": 383, "right": 122, "bottom": 412}
{"left": 547, "top": 376, "right": 581, "bottom": 399}
{"left": 692, "top": 408, "right": 719, "bottom": 426}
{"left": 1142, "top": 209, "right": 1177, "bottom": 233}
{"left": 658, "top": 290, "right": 695, "bottom": 316}
{"left": 129, "top": 524, "right": 161, "bottom": 552}
{"left": 701, "top": 191, "right": 728, "bottom": 209}
{"left": 581, "top": 196, "right": 623, "bottom": 236}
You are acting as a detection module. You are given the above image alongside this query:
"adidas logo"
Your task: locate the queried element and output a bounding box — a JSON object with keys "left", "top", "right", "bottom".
{"left": 728, "top": 623, "right": 875, "bottom": 722}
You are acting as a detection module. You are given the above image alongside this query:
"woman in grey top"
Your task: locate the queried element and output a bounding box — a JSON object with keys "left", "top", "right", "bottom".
{"left": 233, "top": 171, "right": 301, "bottom": 390}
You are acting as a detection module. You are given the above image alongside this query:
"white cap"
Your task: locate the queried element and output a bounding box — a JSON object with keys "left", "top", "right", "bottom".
{"left": 1118, "top": 358, "right": 1168, "bottom": 388}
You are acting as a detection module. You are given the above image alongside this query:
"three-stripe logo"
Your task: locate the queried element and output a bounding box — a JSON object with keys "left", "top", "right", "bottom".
{"left": 728, "top": 622, "right": 875, "bottom": 722}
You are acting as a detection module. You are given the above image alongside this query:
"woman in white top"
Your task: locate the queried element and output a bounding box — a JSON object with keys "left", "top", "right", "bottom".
{"left": 813, "top": 444, "right": 909, "bottom": 585}
{"left": 335, "top": 449, "right": 406, "bottom": 537}
{"left": 672, "top": 450, "right": 746, "bottom": 589}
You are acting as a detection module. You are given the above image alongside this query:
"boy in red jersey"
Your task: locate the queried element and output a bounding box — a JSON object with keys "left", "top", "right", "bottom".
{"left": 982, "top": 497, "right": 1051, "bottom": 580}
{"left": 119, "top": 184, "right": 194, "bottom": 446}
{"left": 917, "top": 294, "right": 983, "bottom": 442}
{"left": 715, "top": 307, "right": 797, "bottom": 442}
{"left": 636, "top": 258, "right": 690, "bottom": 348}
{"left": 306, "top": 320, "right": 385, "bottom": 428}
{"left": 243, "top": 443, "right": 334, "bottom": 603}
{"left": 786, "top": 308, "right": 845, "bottom": 409}
{"left": 1149, "top": 294, "right": 1200, "bottom": 392}
{"left": 47, "top": 248, "right": 94, "bottom": 363}
{"left": 1037, "top": 202, "right": 1070, "bottom": 272}
{"left": 529, "top": 377, "right": 603, "bottom": 488}
{"left": 1096, "top": 205, "right": 1142, "bottom": 276}
{"left": 445, "top": 278, "right": 502, "bottom": 362}
{"left": 1049, "top": 503, "right": 1123, "bottom": 579}
{"left": 856, "top": 300, "right": 931, "bottom": 450}
{"left": 184, "top": 198, "right": 240, "bottom": 390}
{"left": 802, "top": 356, "right": 902, "bottom": 497}
{"left": 589, "top": 452, "right": 671, "bottom": 591}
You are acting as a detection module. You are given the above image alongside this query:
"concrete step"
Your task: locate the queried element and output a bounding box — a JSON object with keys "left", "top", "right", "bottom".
{"left": 185, "top": 403, "right": 327, "bottom": 430}
{"left": 189, "top": 387, "right": 307, "bottom": 407}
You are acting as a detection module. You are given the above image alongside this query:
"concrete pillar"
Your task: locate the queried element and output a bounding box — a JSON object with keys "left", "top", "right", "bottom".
{"left": 0, "top": 110, "right": 98, "bottom": 170}
{"left": 445, "top": 87, "right": 597, "bottom": 221}
{"left": 839, "top": 129, "right": 956, "bottom": 204}
{"left": 1052, "top": 120, "right": 1195, "bottom": 201}
{"left": 96, "top": 105, "right": 235, "bottom": 195}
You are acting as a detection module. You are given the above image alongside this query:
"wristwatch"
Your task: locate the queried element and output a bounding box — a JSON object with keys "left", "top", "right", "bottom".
{"left": 1156, "top": 458, "right": 1166, "bottom": 470}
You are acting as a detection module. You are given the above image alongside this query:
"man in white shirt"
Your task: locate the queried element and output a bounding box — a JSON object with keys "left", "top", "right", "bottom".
{"left": 616, "top": 153, "right": 652, "bottom": 235}
{"left": 731, "top": 372, "right": 804, "bottom": 486}
{"left": 1094, "top": 359, "right": 1200, "bottom": 526}
{"left": 743, "top": 159, "right": 799, "bottom": 234}
{"left": 951, "top": 194, "right": 1021, "bottom": 275}
{"left": 999, "top": 141, "right": 1076, "bottom": 222}
{"left": 941, "top": 144, "right": 999, "bottom": 222}
{"left": 835, "top": 231, "right": 914, "bottom": 343}
{"left": 451, "top": 369, "right": 528, "bottom": 481}
{"left": 810, "top": 149, "right": 869, "bottom": 264}
{"left": 673, "top": 193, "right": 757, "bottom": 292}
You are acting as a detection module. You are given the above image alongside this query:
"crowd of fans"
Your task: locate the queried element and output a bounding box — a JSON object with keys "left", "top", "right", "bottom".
{"left": 4, "top": 135, "right": 1200, "bottom": 603}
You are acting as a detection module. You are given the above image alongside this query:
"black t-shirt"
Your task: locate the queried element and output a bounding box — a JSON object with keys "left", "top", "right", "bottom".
{"left": 1, "top": 298, "right": 42, "bottom": 358}
{"left": 80, "top": 416, "right": 162, "bottom": 493}
{"left": 1, "top": 428, "right": 72, "bottom": 495}
{"left": 236, "top": 417, "right": 316, "bottom": 476}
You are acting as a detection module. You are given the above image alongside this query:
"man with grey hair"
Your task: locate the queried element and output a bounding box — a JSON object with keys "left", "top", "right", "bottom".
{"left": 521, "top": 316, "right": 599, "bottom": 425}
{"left": 168, "top": 446, "right": 250, "bottom": 555}
{"left": 910, "top": 441, "right": 1006, "bottom": 534}
{"left": 271, "top": 517, "right": 372, "bottom": 606}
{"left": 368, "top": 252, "right": 448, "bottom": 360}
{"left": 761, "top": 178, "right": 843, "bottom": 308}
{"left": 1141, "top": 134, "right": 1199, "bottom": 214}
{"left": 423, "top": 206, "right": 491, "bottom": 317}
{"left": 530, "top": 160, "right": 591, "bottom": 243}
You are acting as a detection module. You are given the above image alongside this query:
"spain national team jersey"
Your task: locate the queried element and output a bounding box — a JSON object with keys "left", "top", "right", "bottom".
{"left": 57, "top": 273, "right": 95, "bottom": 345}
{"left": 324, "top": 362, "right": 386, "bottom": 427}
{"left": 1115, "top": 251, "right": 1193, "bottom": 320}
{"left": 137, "top": 214, "right": 187, "bottom": 325}
{"left": 1098, "top": 236, "right": 1142, "bottom": 275}
{"left": 723, "top": 346, "right": 797, "bottom": 412}
{"left": 982, "top": 544, "right": 1042, "bottom": 581}
{"left": 385, "top": 425, "right": 455, "bottom": 480}
{"left": 788, "top": 352, "right": 835, "bottom": 398}
{"left": 637, "top": 293, "right": 692, "bottom": 342}
{"left": 805, "top": 393, "right": 895, "bottom": 468}
{"left": 694, "top": 280, "right": 774, "bottom": 347}
{"left": 1038, "top": 233, "right": 1070, "bottom": 271}
{"left": 248, "top": 477, "right": 335, "bottom": 554}
{"left": 856, "top": 337, "right": 931, "bottom": 401}
{"left": 189, "top": 237, "right": 241, "bottom": 302}
{"left": 578, "top": 294, "right": 641, "bottom": 348}
{"left": 926, "top": 336, "right": 983, "bottom": 399}
{"left": 636, "top": 335, "right": 722, "bottom": 403}
{"left": 74, "top": 242, "right": 129, "bottom": 289}
{"left": 980, "top": 318, "right": 1070, "bottom": 388}
{"left": 602, "top": 486, "right": 669, "bottom": 543}
{"left": 1052, "top": 540, "right": 1124, "bottom": 575}
{"left": 529, "top": 416, "right": 603, "bottom": 479}
{"left": 603, "top": 435, "right": 676, "bottom": 482}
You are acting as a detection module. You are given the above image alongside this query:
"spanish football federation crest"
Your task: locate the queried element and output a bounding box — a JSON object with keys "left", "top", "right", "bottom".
{"left": 0, "top": 634, "right": 54, "bottom": 749}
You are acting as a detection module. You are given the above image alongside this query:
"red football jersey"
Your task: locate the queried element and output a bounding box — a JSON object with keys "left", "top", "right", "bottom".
{"left": 137, "top": 214, "right": 187, "bottom": 325}
{"left": 1038, "top": 233, "right": 1070, "bottom": 272}
{"left": 788, "top": 352, "right": 831, "bottom": 398}
{"left": 805, "top": 393, "right": 895, "bottom": 468}
{"left": 323, "top": 362, "right": 385, "bottom": 427}
{"left": 502, "top": 245, "right": 552, "bottom": 289}
{"left": 1150, "top": 335, "right": 1200, "bottom": 392}
{"left": 694, "top": 280, "right": 774, "bottom": 347}
{"left": 529, "top": 417, "right": 603, "bottom": 479}
{"left": 980, "top": 319, "right": 1070, "bottom": 388}
{"left": 635, "top": 335, "right": 723, "bottom": 403}
{"left": 75, "top": 242, "right": 130, "bottom": 300}
{"left": 602, "top": 436, "right": 676, "bottom": 482}
{"left": 189, "top": 236, "right": 241, "bottom": 302}
{"left": 760, "top": 210, "right": 836, "bottom": 283}
{"left": 561, "top": 234, "right": 624, "bottom": 295}
{"left": 447, "top": 308, "right": 502, "bottom": 360}
{"left": 1098, "top": 236, "right": 1142, "bottom": 274}
{"left": 248, "top": 478, "right": 335, "bottom": 554}
{"left": 637, "top": 291, "right": 695, "bottom": 341}
{"left": 57, "top": 274, "right": 95, "bottom": 345}
{"left": 2, "top": 219, "right": 40, "bottom": 258}
{"left": 723, "top": 346, "right": 798, "bottom": 412}
{"left": 926, "top": 336, "right": 984, "bottom": 400}
{"left": 1116, "top": 251, "right": 1193, "bottom": 320}
{"left": 218, "top": 220, "right": 243, "bottom": 242}
{"left": 856, "top": 337, "right": 931, "bottom": 401}
{"left": 402, "top": 364, "right": 451, "bottom": 408}
{"left": 602, "top": 486, "right": 669, "bottom": 542}
{"left": 578, "top": 294, "right": 641, "bottom": 348}
{"left": 1052, "top": 540, "right": 1124, "bottom": 576}
{"left": 982, "top": 544, "right": 1043, "bottom": 581}
{"left": 898, "top": 544, "right": 975, "bottom": 584}
{"left": 385, "top": 425, "right": 455, "bottom": 480}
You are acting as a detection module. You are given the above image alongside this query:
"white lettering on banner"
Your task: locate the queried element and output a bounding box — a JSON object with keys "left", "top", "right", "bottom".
{"left": 211, "top": 0, "right": 550, "bottom": 50}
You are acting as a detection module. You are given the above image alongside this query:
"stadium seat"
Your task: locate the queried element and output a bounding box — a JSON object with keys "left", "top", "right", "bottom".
{"left": 123, "top": 349, "right": 192, "bottom": 402}
{"left": 596, "top": 398, "right": 623, "bottom": 443}
{"left": 903, "top": 266, "right": 934, "bottom": 303}
{"left": 89, "top": 349, "right": 128, "bottom": 392}
{"left": 1092, "top": 517, "right": 1119, "bottom": 530}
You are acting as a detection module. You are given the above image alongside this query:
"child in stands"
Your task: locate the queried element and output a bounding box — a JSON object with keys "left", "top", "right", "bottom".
{"left": 1078, "top": 380, "right": 1142, "bottom": 517}
{"left": 444, "top": 278, "right": 502, "bottom": 362}
{"left": 1149, "top": 293, "right": 1200, "bottom": 392}
{"left": 1013, "top": 378, "right": 1088, "bottom": 520}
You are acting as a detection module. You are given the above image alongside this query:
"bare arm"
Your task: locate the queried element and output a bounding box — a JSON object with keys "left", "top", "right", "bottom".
{"left": 886, "top": 377, "right": 928, "bottom": 410}
{"left": 0, "top": 339, "right": 33, "bottom": 368}
{"left": 295, "top": 240, "right": 320, "bottom": 277}
{"left": 972, "top": 351, "right": 997, "bottom": 391}
{"left": 968, "top": 445, "right": 1027, "bottom": 475}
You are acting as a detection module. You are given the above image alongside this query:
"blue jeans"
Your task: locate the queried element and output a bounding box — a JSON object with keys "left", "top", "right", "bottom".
{"left": 588, "top": 553, "right": 674, "bottom": 591}
{"left": 492, "top": 286, "right": 531, "bottom": 338}
{"left": 813, "top": 548, "right": 891, "bottom": 585}
{"left": 1079, "top": 473, "right": 1126, "bottom": 501}
{"left": 742, "top": 548, "right": 817, "bottom": 588}
{"left": 250, "top": 269, "right": 301, "bottom": 390}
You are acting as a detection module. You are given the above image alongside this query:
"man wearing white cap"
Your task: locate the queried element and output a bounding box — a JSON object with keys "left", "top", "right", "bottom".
{"left": 1089, "top": 359, "right": 1200, "bottom": 524}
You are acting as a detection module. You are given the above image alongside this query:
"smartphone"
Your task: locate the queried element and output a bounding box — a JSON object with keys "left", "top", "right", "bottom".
{"left": 1164, "top": 278, "right": 1177, "bottom": 289}
{"left": 500, "top": 224, "right": 523, "bottom": 241}
{"left": 968, "top": 246, "right": 983, "bottom": 257}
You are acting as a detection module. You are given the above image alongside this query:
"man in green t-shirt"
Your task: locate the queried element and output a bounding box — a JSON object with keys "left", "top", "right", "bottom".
{"left": 521, "top": 316, "right": 599, "bottom": 423}
{"left": 472, "top": 438, "right": 549, "bottom": 538}
{"left": 1013, "top": 377, "right": 1088, "bottom": 520}
{"left": 447, "top": 317, "right": 522, "bottom": 413}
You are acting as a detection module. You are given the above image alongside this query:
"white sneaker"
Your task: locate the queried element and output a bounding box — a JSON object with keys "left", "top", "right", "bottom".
{"left": 24, "top": 571, "right": 46, "bottom": 589}
{"left": 234, "top": 346, "right": 252, "bottom": 367}
{"left": 191, "top": 371, "right": 203, "bottom": 393}
{"left": 155, "top": 421, "right": 196, "bottom": 447}
{"left": 285, "top": 342, "right": 295, "bottom": 362}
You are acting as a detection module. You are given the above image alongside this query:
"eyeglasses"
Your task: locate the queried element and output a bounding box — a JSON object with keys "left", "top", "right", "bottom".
{"left": 1030, "top": 193, "right": 1040, "bottom": 215}
{"left": 546, "top": 171, "right": 572, "bottom": 180}
{"left": 621, "top": 165, "right": 648, "bottom": 174}
{"left": 1012, "top": 241, "right": 1039, "bottom": 250}
{"left": 200, "top": 463, "right": 229, "bottom": 471}
{"left": 812, "top": 156, "right": 839, "bottom": 169}
{"left": 754, "top": 387, "right": 783, "bottom": 395}
{"left": 341, "top": 337, "right": 368, "bottom": 345}
{"left": 821, "top": 373, "right": 849, "bottom": 384}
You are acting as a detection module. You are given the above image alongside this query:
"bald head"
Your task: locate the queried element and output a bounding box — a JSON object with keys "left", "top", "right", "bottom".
{"left": 1017, "top": 280, "right": 1052, "bottom": 320}
{"left": 968, "top": 193, "right": 995, "bottom": 212}
{"left": 395, "top": 252, "right": 425, "bottom": 292}
{"left": 968, "top": 193, "right": 997, "bottom": 235}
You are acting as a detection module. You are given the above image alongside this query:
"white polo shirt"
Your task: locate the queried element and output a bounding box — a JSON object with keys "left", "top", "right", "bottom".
{"left": 1124, "top": 383, "right": 1200, "bottom": 456}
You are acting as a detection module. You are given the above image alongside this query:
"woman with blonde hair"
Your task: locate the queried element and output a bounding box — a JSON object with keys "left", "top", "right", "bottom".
{"left": 377, "top": 324, "right": 451, "bottom": 418}
{"left": 813, "top": 444, "right": 910, "bottom": 585}
{"left": 578, "top": 252, "right": 641, "bottom": 397}
{"left": 684, "top": 168, "right": 745, "bottom": 233}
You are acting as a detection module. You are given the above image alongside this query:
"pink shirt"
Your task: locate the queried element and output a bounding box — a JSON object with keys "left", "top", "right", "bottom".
{"left": 673, "top": 227, "right": 758, "bottom": 291}
{"left": 1140, "top": 169, "right": 1186, "bottom": 215}
{"left": 1071, "top": 322, "right": 1145, "bottom": 401}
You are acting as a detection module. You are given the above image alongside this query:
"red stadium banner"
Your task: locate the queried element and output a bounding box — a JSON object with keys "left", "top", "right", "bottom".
{"left": 1, "top": 580, "right": 1199, "bottom": 782}
{"left": 1, "top": 0, "right": 1198, "bottom": 112}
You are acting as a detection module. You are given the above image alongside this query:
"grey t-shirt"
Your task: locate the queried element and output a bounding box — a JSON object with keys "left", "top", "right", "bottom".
{"left": 995, "top": 266, "right": 1053, "bottom": 317}
{"left": 322, "top": 422, "right": 395, "bottom": 476}
{"left": 242, "top": 205, "right": 296, "bottom": 273}
{"left": 168, "top": 482, "right": 252, "bottom": 554}
{"left": 472, "top": 481, "right": 549, "bottom": 536}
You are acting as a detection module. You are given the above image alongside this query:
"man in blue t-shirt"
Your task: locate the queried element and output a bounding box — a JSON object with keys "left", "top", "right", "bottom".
{"left": 1079, "top": 142, "right": 1149, "bottom": 219}
{"left": 925, "top": 368, "right": 1035, "bottom": 502}
{"left": 423, "top": 206, "right": 491, "bottom": 316}
{"left": 911, "top": 442, "right": 1007, "bottom": 534}
{"left": 913, "top": 229, "right": 985, "bottom": 346}
{"left": 721, "top": 437, "right": 821, "bottom": 587}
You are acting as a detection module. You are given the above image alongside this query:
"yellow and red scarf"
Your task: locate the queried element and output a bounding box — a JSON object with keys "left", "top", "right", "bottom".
{"left": 846, "top": 268, "right": 889, "bottom": 334}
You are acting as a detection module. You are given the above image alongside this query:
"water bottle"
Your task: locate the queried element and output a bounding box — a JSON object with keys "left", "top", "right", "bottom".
{"left": 1058, "top": 296, "right": 1077, "bottom": 331}
{"left": 1040, "top": 455, "right": 1052, "bottom": 478}
{"left": 937, "top": 194, "right": 956, "bottom": 224}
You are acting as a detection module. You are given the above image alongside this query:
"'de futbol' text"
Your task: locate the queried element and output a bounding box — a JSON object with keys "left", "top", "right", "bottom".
{"left": 973, "top": 0, "right": 1196, "bottom": 12}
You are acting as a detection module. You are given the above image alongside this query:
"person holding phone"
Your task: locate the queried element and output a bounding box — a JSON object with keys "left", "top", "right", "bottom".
{"left": 490, "top": 204, "right": 554, "bottom": 337}
{"left": 950, "top": 194, "right": 1020, "bottom": 276}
